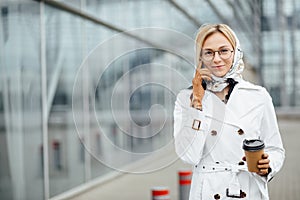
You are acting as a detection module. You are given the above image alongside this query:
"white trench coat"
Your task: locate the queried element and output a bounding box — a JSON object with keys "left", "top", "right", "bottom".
{"left": 174, "top": 80, "right": 285, "bottom": 200}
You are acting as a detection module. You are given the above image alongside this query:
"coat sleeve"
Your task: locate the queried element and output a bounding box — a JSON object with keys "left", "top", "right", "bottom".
{"left": 173, "top": 90, "right": 209, "bottom": 165}
{"left": 260, "top": 89, "right": 285, "bottom": 182}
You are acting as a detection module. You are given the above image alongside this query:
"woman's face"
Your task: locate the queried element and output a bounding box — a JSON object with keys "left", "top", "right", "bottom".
{"left": 201, "top": 32, "right": 234, "bottom": 77}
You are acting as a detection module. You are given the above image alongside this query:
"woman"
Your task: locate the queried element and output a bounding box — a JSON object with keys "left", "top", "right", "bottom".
{"left": 173, "top": 24, "right": 285, "bottom": 199}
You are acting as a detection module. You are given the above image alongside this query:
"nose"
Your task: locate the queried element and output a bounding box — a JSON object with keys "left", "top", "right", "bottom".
{"left": 212, "top": 52, "right": 222, "bottom": 62}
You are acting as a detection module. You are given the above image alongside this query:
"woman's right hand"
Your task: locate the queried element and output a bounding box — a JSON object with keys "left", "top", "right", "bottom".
{"left": 195, "top": 67, "right": 212, "bottom": 82}
{"left": 191, "top": 67, "right": 212, "bottom": 110}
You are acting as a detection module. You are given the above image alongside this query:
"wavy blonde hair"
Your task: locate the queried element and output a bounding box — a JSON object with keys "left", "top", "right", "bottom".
{"left": 195, "top": 24, "right": 237, "bottom": 68}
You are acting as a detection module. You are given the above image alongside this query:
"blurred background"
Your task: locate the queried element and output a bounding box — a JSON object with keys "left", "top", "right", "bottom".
{"left": 0, "top": 0, "right": 299, "bottom": 200}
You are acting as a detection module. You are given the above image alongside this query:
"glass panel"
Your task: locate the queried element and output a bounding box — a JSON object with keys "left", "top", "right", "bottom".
{"left": 0, "top": 1, "right": 44, "bottom": 200}
{"left": 44, "top": 4, "right": 86, "bottom": 197}
{"left": 261, "top": 0, "right": 300, "bottom": 106}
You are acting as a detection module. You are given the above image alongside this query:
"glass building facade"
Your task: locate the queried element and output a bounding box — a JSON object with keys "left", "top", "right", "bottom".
{"left": 0, "top": 0, "right": 299, "bottom": 199}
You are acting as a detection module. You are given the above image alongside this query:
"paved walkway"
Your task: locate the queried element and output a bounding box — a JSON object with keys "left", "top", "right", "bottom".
{"left": 268, "top": 118, "right": 300, "bottom": 200}
{"left": 67, "top": 117, "right": 300, "bottom": 200}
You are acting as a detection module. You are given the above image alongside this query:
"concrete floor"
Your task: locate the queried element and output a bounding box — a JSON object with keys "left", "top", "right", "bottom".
{"left": 67, "top": 117, "right": 300, "bottom": 200}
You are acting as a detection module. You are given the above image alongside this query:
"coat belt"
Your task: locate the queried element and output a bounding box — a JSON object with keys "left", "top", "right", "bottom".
{"left": 194, "top": 163, "right": 248, "bottom": 173}
{"left": 194, "top": 163, "right": 269, "bottom": 199}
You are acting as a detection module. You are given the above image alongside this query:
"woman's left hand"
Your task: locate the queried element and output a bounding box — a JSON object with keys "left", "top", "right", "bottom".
{"left": 257, "top": 153, "right": 270, "bottom": 176}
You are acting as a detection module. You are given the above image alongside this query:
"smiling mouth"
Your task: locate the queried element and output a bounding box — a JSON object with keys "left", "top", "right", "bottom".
{"left": 213, "top": 65, "right": 224, "bottom": 69}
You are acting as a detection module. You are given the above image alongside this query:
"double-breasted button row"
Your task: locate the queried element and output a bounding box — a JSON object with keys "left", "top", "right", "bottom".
{"left": 209, "top": 129, "right": 244, "bottom": 136}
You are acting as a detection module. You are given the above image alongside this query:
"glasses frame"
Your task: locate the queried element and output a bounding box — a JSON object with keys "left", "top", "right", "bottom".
{"left": 200, "top": 48, "right": 234, "bottom": 62}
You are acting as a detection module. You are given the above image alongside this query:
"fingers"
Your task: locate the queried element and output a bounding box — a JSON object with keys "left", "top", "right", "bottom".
{"left": 257, "top": 153, "right": 270, "bottom": 176}
{"left": 242, "top": 154, "right": 270, "bottom": 176}
{"left": 257, "top": 162, "right": 270, "bottom": 169}
{"left": 257, "top": 168, "right": 269, "bottom": 176}
{"left": 195, "top": 68, "right": 212, "bottom": 82}
{"left": 257, "top": 160, "right": 270, "bottom": 169}
{"left": 201, "top": 75, "right": 212, "bottom": 82}
{"left": 261, "top": 153, "right": 269, "bottom": 159}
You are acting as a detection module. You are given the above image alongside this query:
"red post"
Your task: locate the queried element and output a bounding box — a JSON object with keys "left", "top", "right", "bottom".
{"left": 178, "top": 170, "right": 192, "bottom": 200}
{"left": 52, "top": 140, "right": 62, "bottom": 170}
{"left": 152, "top": 186, "right": 170, "bottom": 200}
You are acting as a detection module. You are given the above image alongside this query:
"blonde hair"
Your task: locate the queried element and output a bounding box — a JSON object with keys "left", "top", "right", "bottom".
{"left": 195, "top": 24, "right": 237, "bottom": 68}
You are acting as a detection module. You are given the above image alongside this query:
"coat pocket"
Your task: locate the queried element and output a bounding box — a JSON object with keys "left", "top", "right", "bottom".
{"left": 200, "top": 172, "right": 233, "bottom": 200}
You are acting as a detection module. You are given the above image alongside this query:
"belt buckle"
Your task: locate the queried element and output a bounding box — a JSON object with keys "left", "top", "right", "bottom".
{"left": 192, "top": 119, "right": 201, "bottom": 130}
{"left": 226, "top": 188, "right": 246, "bottom": 198}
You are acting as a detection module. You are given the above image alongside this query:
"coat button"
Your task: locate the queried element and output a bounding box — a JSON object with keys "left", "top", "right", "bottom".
{"left": 238, "top": 161, "right": 245, "bottom": 165}
{"left": 214, "top": 194, "right": 220, "bottom": 199}
{"left": 241, "top": 191, "right": 246, "bottom": 198}
{"left": 211, "top": 130, "right": 217, "bottom": 136}
{"left": 237, "top": 129, "right": 244, "bottom": 135}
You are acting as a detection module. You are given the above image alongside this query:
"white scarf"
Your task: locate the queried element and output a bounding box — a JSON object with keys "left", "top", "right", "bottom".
{"left": 206, "top": 35, "right": 244, "bottom": 92}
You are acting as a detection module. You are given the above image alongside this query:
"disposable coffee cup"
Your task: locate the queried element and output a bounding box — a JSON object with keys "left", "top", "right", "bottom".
{"left": 242, "top": 139, "right": 265, "bottom": 172}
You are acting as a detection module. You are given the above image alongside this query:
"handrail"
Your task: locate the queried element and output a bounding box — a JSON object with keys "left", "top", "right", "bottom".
{"left": 167, "top": 0, "right": 202, "bottom": 27}
{"left": 34, "top": 0, "right": 176, "bottom": 49}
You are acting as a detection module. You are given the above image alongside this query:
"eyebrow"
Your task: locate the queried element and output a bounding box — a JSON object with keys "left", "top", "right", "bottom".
{"left": 202, "top": 45, "right": 232, "bottom": 50}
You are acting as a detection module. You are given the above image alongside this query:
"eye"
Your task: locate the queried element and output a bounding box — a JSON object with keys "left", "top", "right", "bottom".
{"left": 220, "top": 49, "right": 230, "bottom": 54}
{"left": 203, "top": 50, "right": 213, "bottom": 56}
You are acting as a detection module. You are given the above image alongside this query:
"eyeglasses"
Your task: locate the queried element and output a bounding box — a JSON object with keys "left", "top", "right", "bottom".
{"left": 201, "top": 48, "right": 234, "bottom": 62}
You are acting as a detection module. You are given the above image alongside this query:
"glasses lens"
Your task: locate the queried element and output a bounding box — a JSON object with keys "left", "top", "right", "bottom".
{"left": 219, "top": 49, "right": 232, "bottom": 60}
{"left": 202, "top": 50, "right": 214, "bottom": 61}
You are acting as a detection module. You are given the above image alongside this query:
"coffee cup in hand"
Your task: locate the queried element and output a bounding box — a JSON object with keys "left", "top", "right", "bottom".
{"left": 242, "top": 139, "right": 265, "bottom": 172}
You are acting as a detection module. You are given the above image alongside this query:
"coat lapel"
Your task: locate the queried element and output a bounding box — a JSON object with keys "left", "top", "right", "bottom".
{"left": 203, "top": 80, "right": 263, "bottom": 129}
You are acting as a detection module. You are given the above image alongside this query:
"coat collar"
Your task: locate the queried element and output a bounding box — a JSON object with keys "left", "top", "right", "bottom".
{"left": 202, "top": 79, "right": 263, "bottom": 128}
{"left": 235, "top": 80, "right": 262, "bottom": 91}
